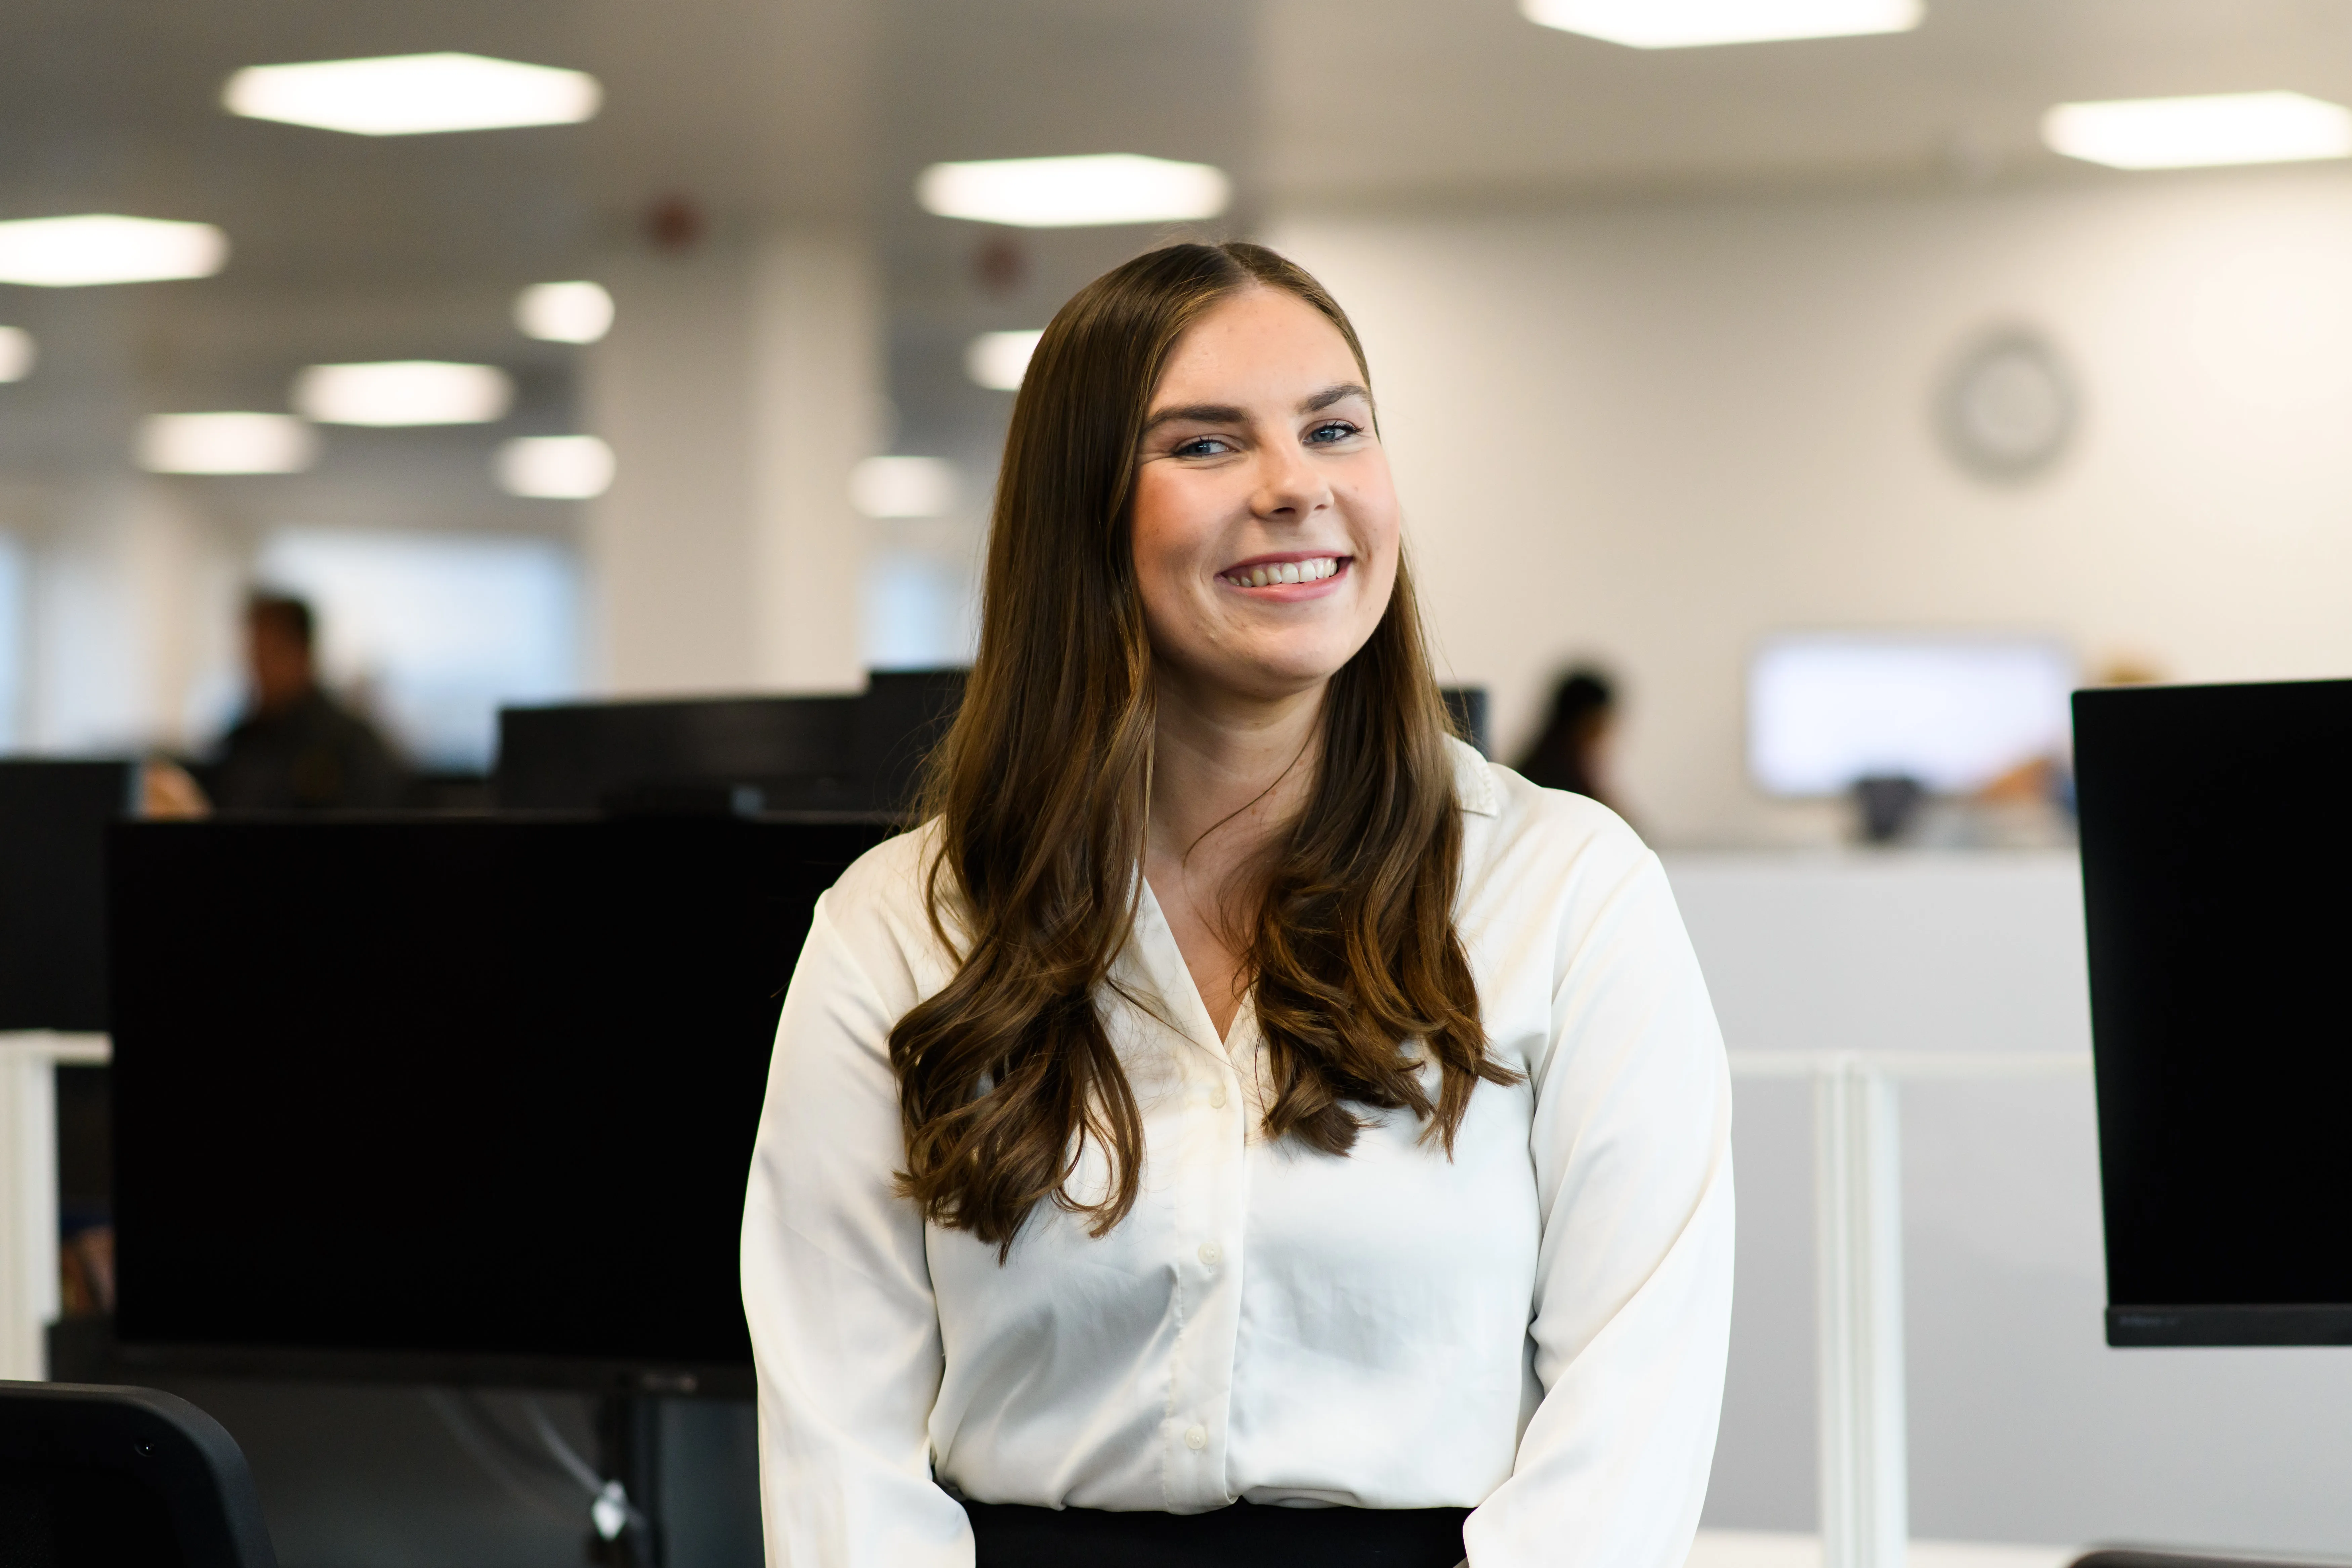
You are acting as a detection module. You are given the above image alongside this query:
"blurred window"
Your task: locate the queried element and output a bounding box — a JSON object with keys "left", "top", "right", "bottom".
{"left": 864, "top": 551, "right": 976, "bottom": 671}
{"left": 254, "top": 528, "right": 581, "bottom": 771}
{"left": 1749, "top": 634, "right": 2075, "bottom": 796}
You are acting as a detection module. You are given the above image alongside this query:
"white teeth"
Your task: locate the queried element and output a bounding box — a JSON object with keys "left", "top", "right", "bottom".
{"left": 1227, "top": 557, "right": 1339, "bottom": 588}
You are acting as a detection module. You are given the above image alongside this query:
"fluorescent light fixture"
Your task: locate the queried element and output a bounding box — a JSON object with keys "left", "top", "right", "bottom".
{"left": 514, "top": 281, "right": 613, "bottom": 344}
{"left": 966, "top": 329, "right": 1044, "bottom": 391}
{"left": 2042, "top": 91, "right": 2352, "bottom": 170}
{"left": 851, "top": 457, "right": 957, "bottom": 519}
{"left": 293, "top": 361, "right": 513, "bottom": 426}
{"left": 916, "top": 154, "right": 1229, "bottom": 228}
{"left": 0, "top": 215, "right": 228, "bottom": 287}
{"left": 0, "top": 327, "right": 33, "bottom": 383}
{"left": 223, "top": 52, "right": 602, "bottom": 136}
{"left": 138, "top": 413, "right": 317, "bottom": 475}
{"left": 495, "top": 435, "right": 615, "bottom": 500}
{"left": 1521, "top": 0, "right": 1921, "bottom": 47}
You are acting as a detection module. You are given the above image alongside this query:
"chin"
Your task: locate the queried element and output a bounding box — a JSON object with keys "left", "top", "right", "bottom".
{"left": 1220, "top": 644, "right": 1361, "bottom": 698}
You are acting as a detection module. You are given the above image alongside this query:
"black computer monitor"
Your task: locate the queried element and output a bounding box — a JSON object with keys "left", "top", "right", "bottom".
{"left": 493, "top": 694, "right": 864, "bottom": 813}
{"left": 856, "top": 669, "right": 969, "bottom": 815}
{"left": 107, "top": 814, "right": 892, "bottom": 1390}
{"left": 1439, "top": 686, "right": 1490, "bottom": 759}
{"left": 0, "top": 759, "right": 134, "bottom": 1032}
{"left": 494, "top": 669, "right": 966, "bottom": 817}
{"left": 2074, "top": 678, "right": 2352, "bottom": 1346}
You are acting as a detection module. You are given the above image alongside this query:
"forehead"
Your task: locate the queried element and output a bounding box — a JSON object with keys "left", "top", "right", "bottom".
{"left": 1152, "top": 286, "right": 1362, "bottom": 400}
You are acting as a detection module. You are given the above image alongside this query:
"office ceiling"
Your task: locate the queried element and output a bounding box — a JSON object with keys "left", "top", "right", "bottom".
{"left": 1257, "top": 0, "right": 2352, "bottom": 205}
{"left": 4, "top": 0, "right": 2351, "bottom": 495}
{"left": 14, "top": 0, "right": 2348, "bottom": 288}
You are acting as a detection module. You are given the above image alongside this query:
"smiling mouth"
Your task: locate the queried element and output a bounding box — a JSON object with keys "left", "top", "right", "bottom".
{"left": 1218, "top": 555, "right": 1347, "bottom": 589}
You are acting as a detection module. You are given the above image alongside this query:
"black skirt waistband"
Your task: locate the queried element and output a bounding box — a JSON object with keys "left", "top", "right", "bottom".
{"left": 964, "top": 1497, "right": 1470, "bottom": 1568}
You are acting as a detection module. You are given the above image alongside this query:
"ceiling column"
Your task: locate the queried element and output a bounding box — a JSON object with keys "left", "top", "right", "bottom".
{"left": 581, "top": 225, "right": 879, "bottom": 697}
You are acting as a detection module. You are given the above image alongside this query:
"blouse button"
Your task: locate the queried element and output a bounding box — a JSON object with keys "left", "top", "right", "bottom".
{"left": 1197, "top": 1241, "right": 1222, "bottom": 1267}
{"left": 1209, "top": 1083, "right": 1228, "bottom": 1109}
{"left": 1184, "top": 1425, "right": 1208, "bottom": 1451}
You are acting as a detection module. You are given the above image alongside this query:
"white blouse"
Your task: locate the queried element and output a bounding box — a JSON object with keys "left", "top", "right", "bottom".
{"left": 741, "top": 740, "right": 1733, "bottom": 1568}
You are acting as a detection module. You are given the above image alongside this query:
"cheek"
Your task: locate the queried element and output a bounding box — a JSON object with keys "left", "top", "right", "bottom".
{"left": 1129, "top": 486, "right": 1212, "bottom": 647}
{"left": 1347, "top": 488, "right": 1402, "bottom": 584}
{"left": 1130, "top": 472, "right": 1209, "bottom": 574}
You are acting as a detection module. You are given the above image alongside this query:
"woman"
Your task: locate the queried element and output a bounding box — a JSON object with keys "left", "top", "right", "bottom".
{"left": 1514, "top": 667, "right": 1620, "bottom": 811}
{"left": 742, "top": 243, "right": 1731, "bottom": 1568}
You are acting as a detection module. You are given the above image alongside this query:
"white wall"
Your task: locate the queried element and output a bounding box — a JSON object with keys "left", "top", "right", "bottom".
{"left": 1270, "top": 168, "right": 2352, "bottom": 844}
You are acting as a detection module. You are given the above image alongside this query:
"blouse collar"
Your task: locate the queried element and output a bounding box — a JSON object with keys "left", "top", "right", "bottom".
{"left": 1447, "top": 736, "right": 1499, "bottom": 819}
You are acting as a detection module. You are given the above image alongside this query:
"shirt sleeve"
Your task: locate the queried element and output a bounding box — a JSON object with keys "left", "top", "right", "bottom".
{"left": 1462, "top": 848, "right": 1736, "bottom": 1568}
{"left": 741, "top": 893, "right": 975, "bottom": 1568}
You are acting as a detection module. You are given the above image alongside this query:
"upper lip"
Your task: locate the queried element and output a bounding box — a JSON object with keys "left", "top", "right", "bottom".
{"left": 1219, "top": 550, "right": 1350, "bottom": 575}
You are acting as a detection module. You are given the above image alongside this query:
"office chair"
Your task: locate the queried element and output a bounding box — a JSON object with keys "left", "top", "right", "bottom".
{"left": 0, "top": 1381, "right": 276, "bottom": 1567}
{"left": 2071, "top": 1553, "right": 2333, "bottom": 1568}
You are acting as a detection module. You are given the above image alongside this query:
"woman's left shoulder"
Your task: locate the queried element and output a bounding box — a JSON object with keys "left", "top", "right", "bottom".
{"left": 1447, "top": 737, "right": 1653, "bottom": 897}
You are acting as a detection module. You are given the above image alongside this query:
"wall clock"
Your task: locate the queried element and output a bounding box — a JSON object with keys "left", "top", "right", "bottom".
{"left": 1937, "top": 327, "right": 2077, "bottom": 481}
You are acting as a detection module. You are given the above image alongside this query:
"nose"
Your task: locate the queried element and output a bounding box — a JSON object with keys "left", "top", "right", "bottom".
{"left": 1251, "top": 437, "right": 1331, "bottom": 523}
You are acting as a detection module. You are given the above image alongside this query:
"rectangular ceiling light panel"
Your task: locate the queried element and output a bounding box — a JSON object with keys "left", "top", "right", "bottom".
{"left": 496, "top": 436, "right": 615, "bottom": 500}
{"left": 966, "top": 330, "right": 1044, "bottom": 391}
{"left": 0, "top": 215, "right": 228, "bottom": 287}
{"left": 851, "top": 457, "right": 958, "bottom": 518}
{"left": 917, "top": 155, "right": 1229, "bottom": 227}
{"left": 0, "top": 327, "right": 33, "bottom": 382}
{"left": 2043, "top": 91, "right": 2352, "bottom": 170}
{"left": 294, "top": 362, "right": 514, "bottom": 426}
{"left": 224, "top": 52, "right": 601, "bottom": 136}
{"left": 515, "top": 281, "right": 614, "bottom": 344}
{"left": 1522, "top": 0, "right": 1922, "bottom": 47}
{"left": 139, "top": 414, "right": 317, "bottom": 475}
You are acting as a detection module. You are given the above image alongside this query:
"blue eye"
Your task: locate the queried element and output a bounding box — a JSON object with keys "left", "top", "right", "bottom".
{"left": 1307, "top": 421, "right": 1358, "bottom": 445}
{"left": 1174, "top": 436, "right": 1232, "bottom": 457}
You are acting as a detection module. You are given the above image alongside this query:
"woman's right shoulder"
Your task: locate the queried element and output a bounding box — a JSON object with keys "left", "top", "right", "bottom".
{"left": 811, "top": 819, "right": 964, "bottom": 1002}
{"left": 827, "top": 818, "right": 943, "bottom": 914}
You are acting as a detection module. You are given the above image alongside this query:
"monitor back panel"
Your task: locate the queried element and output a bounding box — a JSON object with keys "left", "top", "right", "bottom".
{"left": 494, "top": 696, "right": 864, "bottom": 811}
{"left": 107, "top": 815, "right": 890, "bottom": 1388}
{"left": 0, "top": 760, "right": 132, "bottom": 1031}
{"left": 496, "top": 675, "right": 969, "bottom": 818}
{"left": 2074, "top": 679, "right": 2352, "bottom": 1345}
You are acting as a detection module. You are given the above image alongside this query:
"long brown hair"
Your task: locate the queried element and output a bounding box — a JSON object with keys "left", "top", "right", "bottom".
{"left": 890, "top": 241, "right": 1511, "bottom": 1254}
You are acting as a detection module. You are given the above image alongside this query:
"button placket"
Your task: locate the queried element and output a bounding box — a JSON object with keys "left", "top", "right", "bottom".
{"left": 1163, "top": 1029, "right": 1248, "bottom": 1506}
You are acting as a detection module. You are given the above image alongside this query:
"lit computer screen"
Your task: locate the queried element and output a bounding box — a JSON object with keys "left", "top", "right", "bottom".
{"left": 108, "top": 815, "right": 890, "bottom": 1388}
{"left": 1748, "top": 634, "right": 2075, "bottom": 796}
{"left": 2075, "top": 679, "right": 2352, "bottom": 1345}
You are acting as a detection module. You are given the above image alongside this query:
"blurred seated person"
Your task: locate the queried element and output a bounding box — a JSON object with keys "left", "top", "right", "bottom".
{"left": 1514, "top": 666, "right": 1622, "bottom": 812}
{"left": 208, "top": 592, "right": 406, "bottom": 811}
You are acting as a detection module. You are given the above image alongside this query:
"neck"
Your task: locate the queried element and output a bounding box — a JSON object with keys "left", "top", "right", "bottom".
{"left": 1146, "top": 670, "right": 1325, "bottom": 868}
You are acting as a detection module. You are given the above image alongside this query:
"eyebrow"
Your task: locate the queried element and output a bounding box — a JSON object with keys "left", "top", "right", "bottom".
{"left": 1141, "top": 401, "right": 1245, "bottom": 434}
{"left": 1140, "top": 383, "right": 1373, "bottom": 435}
{"left": 1301, "top": 382, "right": 1371, "bottom": 414}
